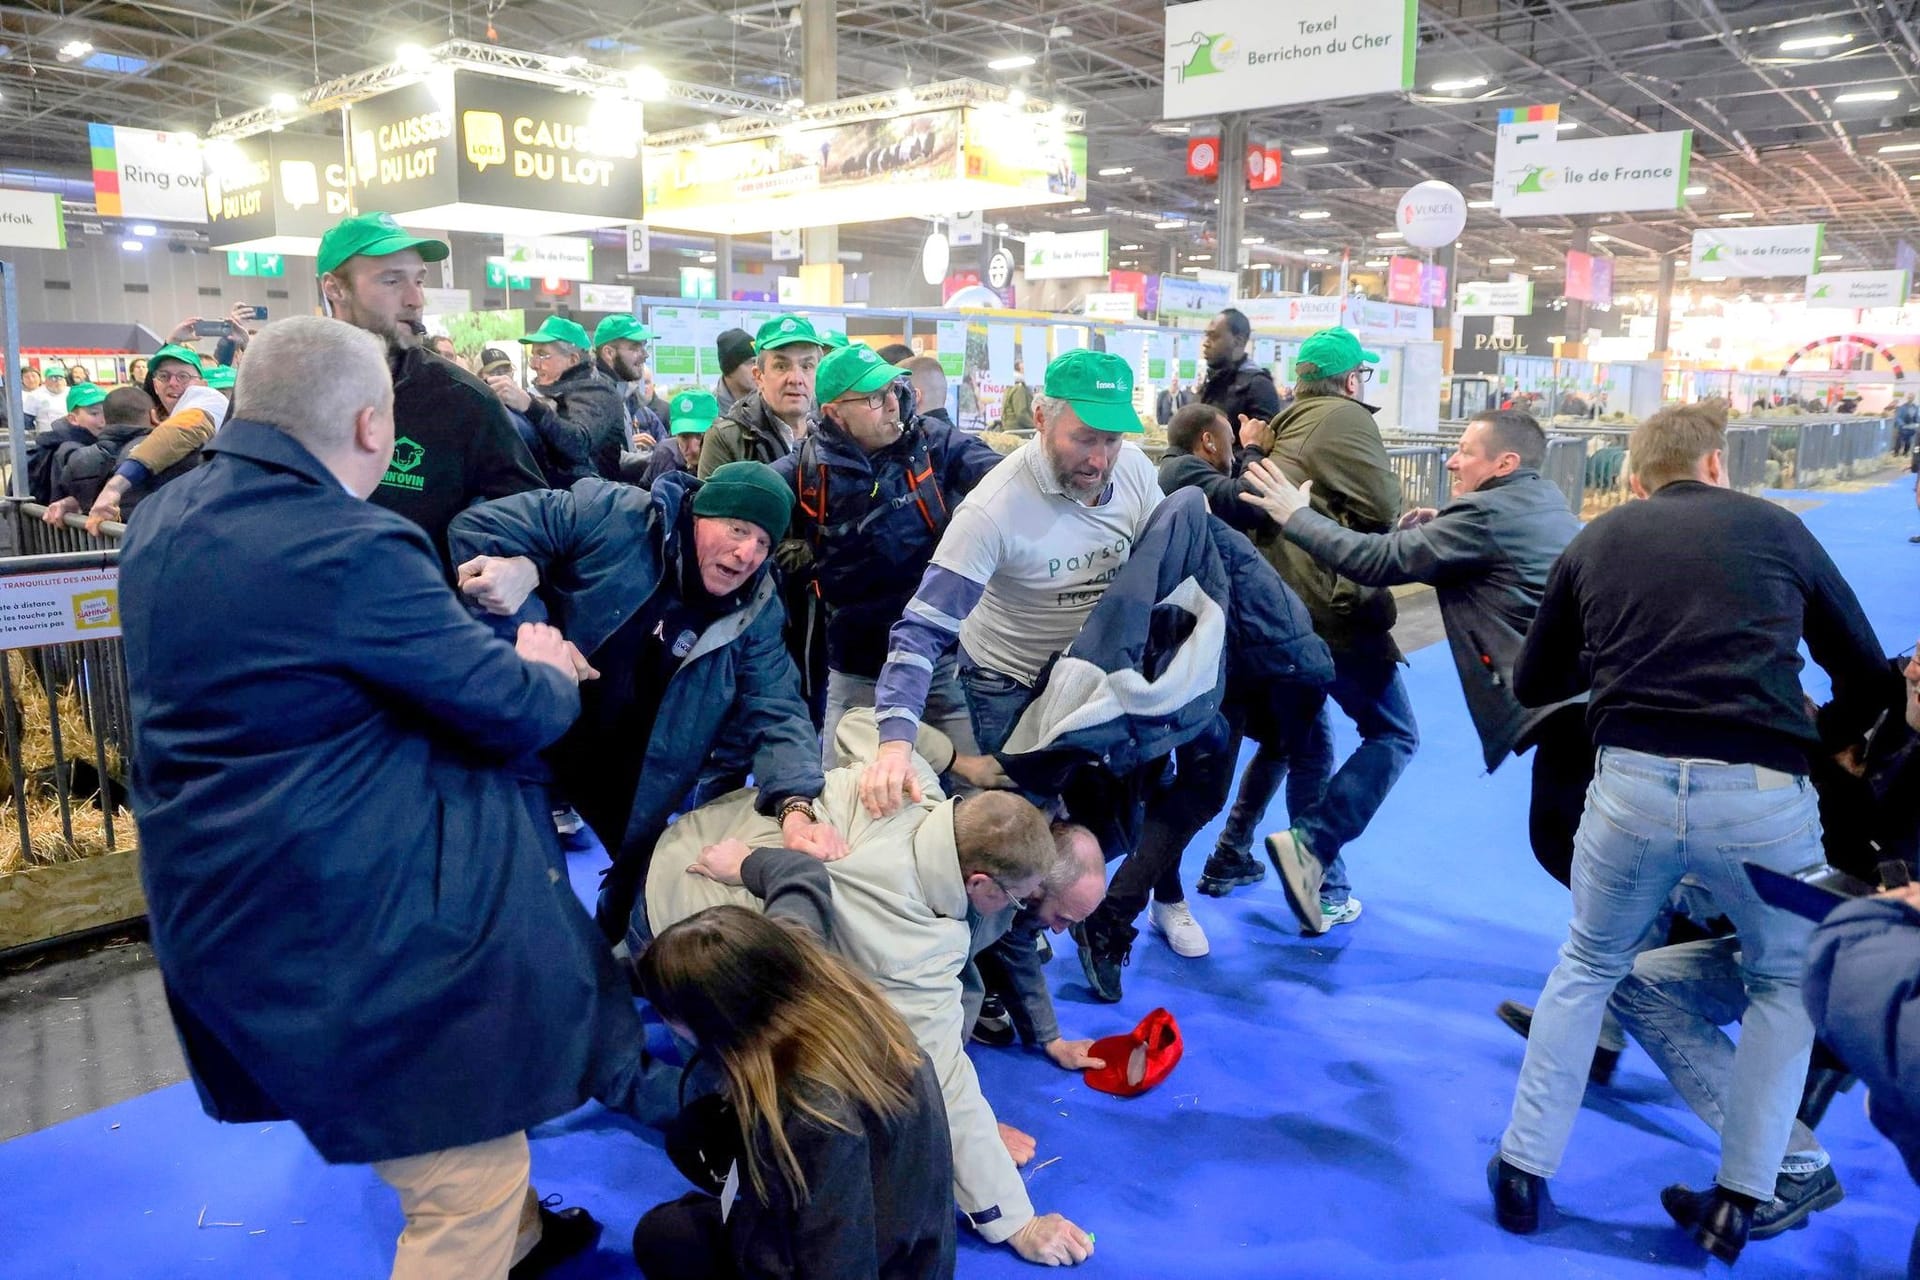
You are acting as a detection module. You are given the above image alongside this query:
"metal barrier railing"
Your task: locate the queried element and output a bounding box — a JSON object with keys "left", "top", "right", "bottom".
{"left": 1724, "top": 425, "right": 1770, "bottom": 495}
{"left": 1542, "top": 437, "right": 1587, "bottom": 514}
{"left": 0, "top": 502, "right": 132, "bottom": 874}
{"left": 1750, "top": 417, "right": 1894, "bottom": 489}
{"left": 1386, "top": 446, "right": 1448, "bottom": 509}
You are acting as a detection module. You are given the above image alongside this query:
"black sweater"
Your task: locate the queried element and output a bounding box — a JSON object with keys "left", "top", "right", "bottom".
{"left": 1514, "top": 480, "right": 1887, "bottom": 774}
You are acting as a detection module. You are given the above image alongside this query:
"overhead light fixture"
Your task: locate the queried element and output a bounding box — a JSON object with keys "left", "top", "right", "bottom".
{"left": 1153, "top": 219, "right": 1185, "bottom": 230}
{"left": 1488, "top": 257, "right": 1516, "bottom": 265}
{"left": 1780, "top": 33, "right": 1854, "bottom": 53}
{"left": 119, "top": 238, "right": 142, "bottom": 252}
{"left": 1006, "top": 88, "right": 1028, "bottom": 108}
{"left": 1097, "top": 166, "right": 1133, "bottom": 177}
{"left": 1717, "top": 211, "right": 1756, "bottom": 219}
{"left": 1297, "top": 210, "right": 1331, "bottom": 220}
{"left": 627, "top": 65, "right": 670, "bottom": 102}
{"left": 1375, "top": 230, "right": 1404, "bottom": 240}
{"left": 1429, "top": 75, "right": 1489, "bottom": 92}
{"left": 1698, "top": 275, "right": 1728, "bottom": 282}
{"left": 395, "top": 42, "right": 432, "bottom": 71}
{"left": 1292, "top": 145, "right": 1330, "bottom": 157}
{"left": 1119, "top": 243, "right": 1143, "bottom": 250}
{"left": 130, "top": 223, "right": 157, "bottom": 237}
{"left": 1532, "top": 265, "right": 1557, "bottom": 272}
{"left": 1683, "top": 185, "right": 1708, "bottom": 196}
{"left": 1591, "top": 233, "right": 1612, "bottom": 244}
{"left": 696, "top": 252, "right": 717, "bottom": 264}
{"left": 1467, "top": 199, "right": 1496, "bottom": 209}
{"left": 1910, "top": 172, "right": 1920, "bottom": 181}
{"left": 1303, "top": 248, "right": 1329, "bottom": 256}
{"left": 1068, "top": 206, "right": 1091, "bottom": 214}
{"left": 1818, "top": 254, "right": 1845, "bottom": 262}
{"left": 786, "top": 95, "right": 806, "bottom": 111}
{"left": 988, "top": 54, "right": 1037, "bottom": 71}
{"left": 1836, "top": 89, "right": 1899, "bottom": 104}
{"left": 269, "top": 92, "right": 298, "bottom": 113}
{"left": 58, "top": 39, "right": 93, "bottom": 61}
{"left": 1556, "top": 120, "right": 1580, "bottom": 132}
{"left": 1879, "top": 142, "right": 1920, "bottom": 154}
{"left": 1365, "top": 259, "right": 1391, "bottom": 268}
{"left": 1188, "top": 254, "right": 1213, "bottom": 262}
{"left": 994, "top": 221, "right": 1010, "bottom": 232}
{"left": 551, "top": 56, "right": 584, "bottom": 72}
{"left": 1243, "top": 236, "right": 1266, "bottom": 245}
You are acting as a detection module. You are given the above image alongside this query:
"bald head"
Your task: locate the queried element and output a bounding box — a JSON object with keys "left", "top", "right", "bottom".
{"left": 901, "top": 355, "right": 948, "bottom": 411}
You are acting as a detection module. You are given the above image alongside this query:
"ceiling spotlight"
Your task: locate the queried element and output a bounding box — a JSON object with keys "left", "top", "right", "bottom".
{"left": 1188, "top": 254, "right": 1212, "bottom": 262}
{"left": 1467, "top": 200, "right": 1496, "bottom": 209}
{"left": 1007, "top": 88, "right": 1028, "bottom": 109}
{"left": 1555, "top": 120, "right": 1580, "bottom": 131}
{"left": 1365, "top": 259, "right": 1391, "bottom": 267}
{"left": 627, "top": 65, "right": 670, "bottom": 102}
{"left": 988, "top": 54, "right": 1037, "bottom": 71}
{"left": 119, "top": 238, "right": 142, "bottom": 252}
{"left": 1153, "top": 219, "right": 1185, "bottom": 230}
{"left": 395, "top": 43, "right": 432, "bottom": 72}
{"left": 269, "top": 92, "right": 298, "bottom": 113}
{"left": 1297, "top": 210, "right": 1331, "bottom": 220}
{"left": 1303, "top": 248, "right": 1330, "bottom": 256}
{"left": 896, "top": 86, "right": 917, "bottom": 108}
{"left": 1532, "top": 265, "right": 1557, "bottom": 272}
{"left": 1818, "top": 254, "right": 1845, "bottom": 262}
{"left": 1488, "top": 257, "right": 1517, "bottom": 265}
{"left": 1119, "top": 243, "right": 1143, "bottom": 250}
{"left": 551, "top": 55, "right": 584, "bottom": 72}
{"left": 1683, "top": 185, "right": 1708, "bottom": 196}
{"left": 1835, "top": 89, "right": 1899, "bottom": 104}
{"left": 1243, "top": 236, "right": 1266, "bottom": 245}
{"left": 1717, "top": 211, "right": 1756, "bottom": 219}
{"left": 994, "top": 221, "right": 1009, "bottom": 231}
{"left": 1292, "top": 145, "right": 1330, "bottom": 157}
{"left": 1429, "top": 75, "right": 1489, "bottom": 92}
{"left": 1097, "top": 166, "right": 1133, "bottom": 177}
{"left": 697, "top": 252, "right": 717, "bottom": 264}
{"left": 130, "top": 223, "right": 157, "bottom": 237}
{"left": 1779, "top": 33, "right": 1854, "bottom": 53}
{"left": 1375, "top": 230, "right": 1404, "bottom": 240}
{"left": 1879, "top": 142, "right": 1920, "bottom": 154}
{"left": 58, "top": 39, "right": 93, "bottom": 61}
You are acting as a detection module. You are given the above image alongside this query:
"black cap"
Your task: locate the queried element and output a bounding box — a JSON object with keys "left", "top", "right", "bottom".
{"left": 716, "top": 328, "right": 756, "bottom": 376}
{"left": 479, "top": 346, "right": 513, "bottom": 375}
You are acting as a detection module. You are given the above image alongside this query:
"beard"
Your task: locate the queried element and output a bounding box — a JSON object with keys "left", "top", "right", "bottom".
{"left": 604, "top": 352, "right": 644, "bottom": 383}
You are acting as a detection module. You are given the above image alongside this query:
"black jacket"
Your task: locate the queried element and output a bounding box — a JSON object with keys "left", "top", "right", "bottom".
{"left": 53, "top": 420, "right": 150, "bottom": 510}
{"left": 373, "top": 347, "right": 545, "bottom": 571}
{"left": 528, "top": 359, "right": 628, "bottom": 481}
{"left": 1515, "top": 480, "right": 1889, "bottom": 774}
{"left": 700, "top": 391, "right": 801, "bottom": 475}
{"left": 1200, "top": 356, "right": 1281, "bottom": 428}
{"left": 25, "top": 420, "right": 92, "bottom": 504}
{"left": 1157, "top": 446, "right": 1265, "bottom": 535}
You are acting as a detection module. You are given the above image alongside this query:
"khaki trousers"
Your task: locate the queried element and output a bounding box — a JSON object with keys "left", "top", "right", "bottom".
{"left": 373, "top": 1131, "right": 543, "bottom": 1280}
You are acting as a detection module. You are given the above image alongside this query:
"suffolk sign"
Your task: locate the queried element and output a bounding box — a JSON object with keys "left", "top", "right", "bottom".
{"left": 1163, "top": 0, "right": 1416, "bottom": 118}
{"left": 1688, "top": 224, "right": 1825, "bottom": 279}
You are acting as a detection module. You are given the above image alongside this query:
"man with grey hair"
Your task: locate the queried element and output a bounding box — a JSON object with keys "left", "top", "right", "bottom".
{"left": 120, "top": 314, "right": 646, "bottom": 1279}
{"left": 487, "top": 316, "right": 627, "bottom": 481}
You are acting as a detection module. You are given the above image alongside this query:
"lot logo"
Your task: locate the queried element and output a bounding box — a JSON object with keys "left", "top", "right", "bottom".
{"left": 1171, "top": 31, "right": 1237, "bottom": 81}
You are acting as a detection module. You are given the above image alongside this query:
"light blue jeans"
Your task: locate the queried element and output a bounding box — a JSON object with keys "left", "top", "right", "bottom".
{"left": 821, "top": 660, "right": 977, "bottom": 771}
{"left": 1500, "top": 748, "right": 1821, "bottom": 1199}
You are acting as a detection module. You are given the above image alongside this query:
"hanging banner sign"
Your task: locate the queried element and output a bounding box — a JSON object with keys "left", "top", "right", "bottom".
{"left": 497, "top": 234, "right": 593, "bottom": 281}
{"left": 625, "top": 224, "right": 651, "bottom": 273}
{"left": 1420, "top": 263, "right": 1449, "bottom": 309}
{"left": 204, "top": 132, "right": 355, "bottom": 251}
{"left": 349, "top": 72, "right": 645, "bottom": 233}
{"left": 1589, "top": 257, "right": 1614, "bottom": 308}
{"left": 1239, "top": 296, "right": 1344, "bottom": 331}
{"left": 580, "top": 283, "right": 637, "bottom": 312}
{"left": 1186, "top": 137, "right": 1221, "bottom": 178}
{"left": 951, "top": 211, "right": 984, "bottom": 247}
{"left": 1157, "top": 273, "right": 1234, "bottom": 323}
{"left": 1493, "top": 129, "right": 1692, "bottom": 217}
{"left": 1564, "top": 250, "right": 1595, "bottom": 302}
{"left": 1025, "top": 229, "right": 1109, "bottom": 280}
{"left": 1689, "top": 224, "right": 1825, "bottom": 278}
{"left": 1163, "top": 0, "right": 1417, "bottom": 118}
{"left": 1386, "top": 256, "right": 1423, "bottom": 305}
{"left": 1084, "top": 292, "right": 1139, "bottom": 320}
{"left": 1806, "top": 269, "right": 1911, "bottom": 310}
{"left": 0, "top": 189, "right": 67, "bottom": 250}
{"left": 1454, "top": 280, "right": 1535, "bottom": 316}
{"left": 1247, "top": 145, "right": 1283, "bottom": 191}
{"left": 90, "top": 124, "right": 205, "bottom": 224}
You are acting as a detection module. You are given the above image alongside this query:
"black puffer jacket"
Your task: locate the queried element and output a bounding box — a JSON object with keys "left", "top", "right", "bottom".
{"left": 1200, "top": 356, "right": 1281, "bottom": 428}
{"left": 528, "top": 359, "right": 628, "bottom": 481}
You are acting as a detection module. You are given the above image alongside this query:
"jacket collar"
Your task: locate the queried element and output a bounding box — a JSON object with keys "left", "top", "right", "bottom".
{"left": 1472, "top": 468, "right": 1540, "bottom": 495}
{"left": 203, "top": 419, "right": 341, "bottom": 488}
{"left": 913, "top": 799, "right": 969, "bottom": 921}
{"left": 536, "top": 358, "right": 599, "bottom": 396}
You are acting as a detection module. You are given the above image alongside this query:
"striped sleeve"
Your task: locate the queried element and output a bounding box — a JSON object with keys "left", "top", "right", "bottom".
{"left": 873, "top": 565, "right": 986, "bottom": 744}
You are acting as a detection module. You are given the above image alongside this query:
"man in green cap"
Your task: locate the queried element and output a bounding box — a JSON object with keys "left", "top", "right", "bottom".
{"left": 637, "top": 388, "right": 718, "bottom": 489}
{"left": 591, "top": 314, "right": 666, "bottom": 448}
{"left": 1228, "top": 324, "right": 1417, "bottom": 934}
{"left": 775, "top": 342, "right": 1001, "bottom": 768}
{"left": 485, "top": 314, "right": 628, "bottom": 484}
{"left": 26, "top": 381, "right": 109, "bottom": 502}
{"left": 699, "top": 314, "right": 828, "bottom": 476}
{"left": 318, "top": 211, "right": 543, "bottom": 570}
{"left": 27, "top": 366, "right": 67, "bottom": 429}
{"left": 864, "top": 348, "right": 1226, "bottom": 997}
{"left": 447, "top": 458, "right": 842, "bottom": 948}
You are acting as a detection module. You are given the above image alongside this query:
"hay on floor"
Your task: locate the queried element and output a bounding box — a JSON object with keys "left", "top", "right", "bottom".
{"left": 0, "top": 650, "right": 132, "bottom": 876}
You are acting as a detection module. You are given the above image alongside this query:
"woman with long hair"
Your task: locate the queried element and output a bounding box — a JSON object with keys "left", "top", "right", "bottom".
{"left": 634, "top": 904, "right": 955, "bottom": 1280}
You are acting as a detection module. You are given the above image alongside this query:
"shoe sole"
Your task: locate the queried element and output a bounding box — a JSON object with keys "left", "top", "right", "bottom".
{"left": 1264, "top": 832, "right": 1326, "bottom": 934}
{"left": 1312, "top": 899, "right": 1363, "bottom": 933}
{"left": 1751, "top": 1180, "right": 1844, "bottom": 1241}
{"left": 1195, "top": 866, "right": 1265, "bottom": 897}
{"left": 1689, "top": 1223, "right": 1744, "bottom": 1265}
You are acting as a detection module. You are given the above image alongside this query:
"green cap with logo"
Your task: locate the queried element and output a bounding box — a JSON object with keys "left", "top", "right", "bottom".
{"left": 1043, "top": 349, "right": 1141, "bottom": 434}
{"left": 668, "top": 389, "right": 720, "bottom": 436}
{"left": 202, "top": 365, "right": 237, "bottom": 391}
{"left": 149, "top": 344, "right": 205, "bottom": 375}
{"left": 593, "top": 314, "right": 655, "bottom": 348}
{"left": 814, "top": 343, "right": 904, "bottom": 406}
{"left": 41, "top": 366, "right": 67, "bottom": 382}
{"left": 1293, "top": 326, "right": 1381, "bottom": 380}
{"left": 753, "top": 314, "right": 828, "bottom": 353}
{"left": 316, "top": 211, "right": 451, "bottom": 277}
{"left": 66, "top": 383, "right": 108, "bottom": 412}
{"left": 822, "top": 330, "right": 850, "bottom": 349}
{"left": 519, "top": 316, "right": 592, "bottom": 351}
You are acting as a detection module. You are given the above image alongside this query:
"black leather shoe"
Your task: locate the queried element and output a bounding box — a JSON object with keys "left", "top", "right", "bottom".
{"left": 1752, "top": 1164, "right": 1844, "bottom": 1240}
{"left": 970, "top": 994, "right": 1016, "bottom": 1047}
{"left": 1660, "top": 1183, "right": 1753, "bottom": 1264}
{"left": 1488, "top": 1154, "right": 1548, "bottom": 1234}
{"left": 1495, "top": 1000, "right": 1622, "bottom": 1086}
{"left": 510, "top": 1200, "right": 604, "bottom": 1278}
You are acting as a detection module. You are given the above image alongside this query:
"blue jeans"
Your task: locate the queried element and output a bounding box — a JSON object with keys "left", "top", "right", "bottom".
{"left": 1290, "top": 653, "right": 1418, "bottom": 905}
{"left": 1500, "top": 748, "right": 1821, "bottom": 1199}
{"left": 1610, "top": 936, "right": 1825, "bottom": 1167}
{"left": 1217, "top": 706, "right": 1337, "bottom": 884}
{"left": 821, "top": 660, "right": 976, "bottom": 771}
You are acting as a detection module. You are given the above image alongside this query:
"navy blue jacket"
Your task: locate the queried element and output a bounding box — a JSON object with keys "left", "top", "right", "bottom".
{"left": 774, "top": 414, "right": 1002, "bottom": 678}
{"left": 447, "top": 472, "right": 824, "bottom": 936}
{"left": 1805, "top": 896, "right": 1920, "bottom": 1185}
{"left": 121, "top": 421, "right": 645, "bottom": 1164}
{"left": 998, "top": 487, "right": 1333, "bottom": 793}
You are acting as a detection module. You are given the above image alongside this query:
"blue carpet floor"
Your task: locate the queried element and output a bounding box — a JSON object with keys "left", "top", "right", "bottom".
{"left": 6, "top": 476, "right": 1920, "bottom": 1278}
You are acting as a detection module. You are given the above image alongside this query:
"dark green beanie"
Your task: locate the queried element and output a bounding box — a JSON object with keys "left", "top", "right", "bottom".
{"left": 691, "top": 461, "right": 793, "bottom": 543}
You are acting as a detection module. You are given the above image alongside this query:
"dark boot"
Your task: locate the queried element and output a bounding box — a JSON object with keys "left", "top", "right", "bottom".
{"left": 511, "top": 1199, "right": 604, "bottom": 1278}
{"left": 1488, "top": 1154, "right": 1548, "bottom": 1234}
{"left": 1070, "top": 913, "right": 1137, "bottom": 1004}
{"left": 1660, "top": 1183, "right": 1755, "bottom": 1264}
{"left": 1196, "top": 846, "right": 1265, "bottom": 897}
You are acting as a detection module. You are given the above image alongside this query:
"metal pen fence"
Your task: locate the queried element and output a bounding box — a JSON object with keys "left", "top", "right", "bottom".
{"left": 1747, "top": 417, "right": 1894, "bottom": 489}
{"left": 1541, "top": 437, "right": 1587, "bottom": 513}
{"left": 1386, "top": 447, "right": 1448, "bottom": 510}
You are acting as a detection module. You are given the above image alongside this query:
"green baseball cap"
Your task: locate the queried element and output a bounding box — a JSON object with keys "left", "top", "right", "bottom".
{"left": 593, "top": 314, "right": 655, "bottom": 347}
{"left": 753, "top": 314, "right": 828, "bottom": 352}
{"left": 815, "top": 344, "right": 904, "bottom": 406}
{"left": 316, "top": 211, "right": 451, "bottom": 277}
{"left": 1294, "top": 326, "right": 1381, "bottom": 380}
{"left": 519, "top": 316, "right": 592, "bottom": 350}
{"left": 149, "top": 345, "right": 205, "bottom": 375}
{"left": 202, "top": 365, "right": 237, "bottom": 390}
{"left": 66, "top": 383, "right": 107, "bottom": 412}
{"left": 668, "top": 388, "right": 720, "bottom": 436}
{"left": 822, "top": 330, "right": 850, "bottom": 349}
{"left": 42, "top": 366, "right": 67, "bottom": 381}
{"left": 1043, "top": 349, "right": 1141, "bottom": 434}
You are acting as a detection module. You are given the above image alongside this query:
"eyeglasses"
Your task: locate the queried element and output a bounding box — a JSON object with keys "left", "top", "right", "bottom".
{"left": 990, "top": 875, "right": 1042, "bottom": 908}
{"left": 528, "top": 350, "right": 569, "bottom": 364}
{"left": 834, "top": 388, "right": 895, "bottom": 412}
{"left": 151, "top": 369, "right": 197, "bottom": 386}
{"left": 1355, "top": 367, "right": 1376, "bottom": 384}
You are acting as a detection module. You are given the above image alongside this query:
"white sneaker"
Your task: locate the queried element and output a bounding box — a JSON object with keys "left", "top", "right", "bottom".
{"left": 1316, "top": 895, "right": 1364, "bottom": 932}
{"left": 1149, "top": 899, "right": 1210, "bottom": 958}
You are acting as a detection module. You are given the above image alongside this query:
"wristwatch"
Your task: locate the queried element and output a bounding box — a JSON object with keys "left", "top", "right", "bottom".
{"left": 777, "top": 796, "right": 815, "bottom": 824}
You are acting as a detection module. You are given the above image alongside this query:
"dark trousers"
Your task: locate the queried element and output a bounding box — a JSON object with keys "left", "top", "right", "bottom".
{"left": 633, "top": 1192, "right": 737, "bottom": 1280}
{"left": 1525, "top": 704, "right": 1595, "bottom": 887}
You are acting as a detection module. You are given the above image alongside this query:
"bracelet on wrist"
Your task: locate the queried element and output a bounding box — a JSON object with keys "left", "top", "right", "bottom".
{"left": 777, "top": 797, "right": 815, "bottom": 823}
